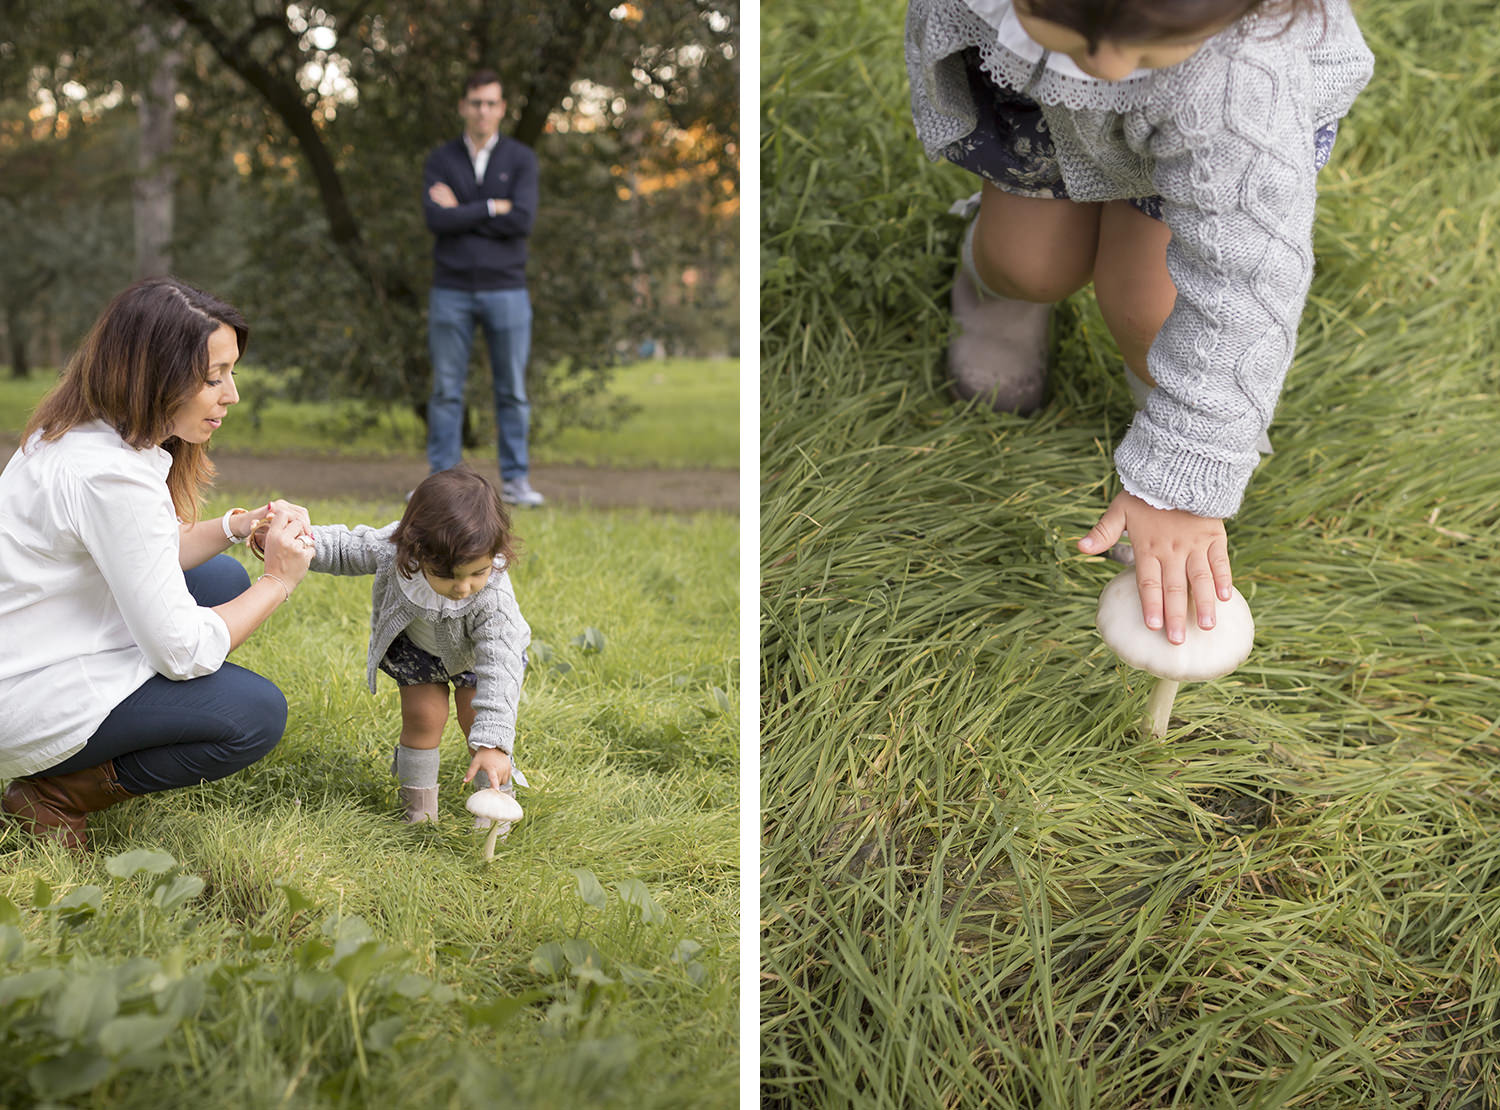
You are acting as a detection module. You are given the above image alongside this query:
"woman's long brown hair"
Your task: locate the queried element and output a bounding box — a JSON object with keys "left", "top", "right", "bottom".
{"left": 23, "top": 278, "right": 248, "bottom": 523}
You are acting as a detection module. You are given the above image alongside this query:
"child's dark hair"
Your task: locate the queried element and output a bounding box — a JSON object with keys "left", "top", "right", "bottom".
{"left": 391, "top": 466, "right": 518, "bottom": 579}
{"left": 1016, "top": 0, "right": 1321, "bottom": 51}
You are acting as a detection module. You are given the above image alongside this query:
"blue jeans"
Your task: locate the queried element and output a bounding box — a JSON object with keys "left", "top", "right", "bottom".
{"left": 426, "top": 286, "right": 533, "bottom": 482}
{"left": 42, "top": 555, "right": 287, "bottom": 794}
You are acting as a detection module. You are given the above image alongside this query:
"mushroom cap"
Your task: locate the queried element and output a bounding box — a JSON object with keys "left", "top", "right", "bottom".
{"left": 1095, "top": 567, "right": 1255, "bottom": 682}
{"left": 465, "top": 788, "right": 524, "bottom": 823}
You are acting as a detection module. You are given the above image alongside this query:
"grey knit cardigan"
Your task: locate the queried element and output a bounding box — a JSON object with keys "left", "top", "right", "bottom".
{"left": 309, "top": 522, "right": 531, "bottom": 753}
{"left": 908, "top": 0, "right": 1374, "bottom": 518}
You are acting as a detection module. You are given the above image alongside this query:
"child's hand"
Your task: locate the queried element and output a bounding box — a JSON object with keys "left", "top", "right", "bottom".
{"left": 465, "top": 746, "right": 513, "bottom": 788}
{"left": 1078, "top": 491, "right": 1231, "bottom": 645}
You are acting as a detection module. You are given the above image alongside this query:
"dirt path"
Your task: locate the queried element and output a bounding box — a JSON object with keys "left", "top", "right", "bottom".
{"left": 0, "top": 437, "right": 738, "bottom": 513}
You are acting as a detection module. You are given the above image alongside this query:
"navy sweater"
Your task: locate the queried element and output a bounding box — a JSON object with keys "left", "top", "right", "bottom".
{"left": 422, "top": 135, "right": 538, "bottom": 291}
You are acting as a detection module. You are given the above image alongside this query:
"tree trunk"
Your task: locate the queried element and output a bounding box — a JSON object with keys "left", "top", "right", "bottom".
{"left": 133, "top": 19, "right": 183, "bottom": 279}
{"left": 6, "top": 305, "right": 31, "bottom": 379}
{"left": 512, "top": 0, "right": 614, "bottom": 148}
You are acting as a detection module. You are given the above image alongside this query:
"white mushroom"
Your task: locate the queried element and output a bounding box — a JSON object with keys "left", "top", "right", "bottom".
{"left": 465, "top": 788, "right": 524, "bottom": 860}
{"left": 1095, "top": 567, "right": 1255, "bottom": 738}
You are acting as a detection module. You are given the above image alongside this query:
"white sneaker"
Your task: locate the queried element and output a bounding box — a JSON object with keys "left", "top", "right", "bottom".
{"left": 501, "top": 477, "right": 545, "bottom": 507}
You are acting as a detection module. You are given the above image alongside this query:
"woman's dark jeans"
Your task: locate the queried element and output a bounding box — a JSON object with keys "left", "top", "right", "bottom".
{"left": 42, "top": 555, "right": 287, "bottom": 794}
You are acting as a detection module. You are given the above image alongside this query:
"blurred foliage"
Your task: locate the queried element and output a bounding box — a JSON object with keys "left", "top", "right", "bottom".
{"left": 0, "top": 0, "right": 738, "bottom": 435}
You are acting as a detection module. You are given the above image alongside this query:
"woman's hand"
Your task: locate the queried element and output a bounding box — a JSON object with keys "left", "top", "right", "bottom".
{"left": 265, "top": 498, "right": 311, "bottom": 529}
{"left": 464, "top": 746, "right": 513, "bottom": 788}
{"left": 239, "top": 499, "right": 310, "bottom": 535}
{"left": 259, "top": 511, "right": 314, "bottom": 588}
{"left": 1078, "top": 491, "right": 1231, "bottom": 645}
{"left": 231, "top": 499, "right": 311, "bottom": 543}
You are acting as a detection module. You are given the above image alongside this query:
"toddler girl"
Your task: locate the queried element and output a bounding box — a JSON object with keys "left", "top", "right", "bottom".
{"left": 309, "top": 466, "right": 530, "bottom": 826}
{"left": 907, "top": 0, "right": 1373, "bottom": 642}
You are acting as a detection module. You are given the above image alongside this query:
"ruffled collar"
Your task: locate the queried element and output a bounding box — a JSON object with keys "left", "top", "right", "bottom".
{"left": 394, "top": 559, "right": 498, "bottom": 616}
{"left": 951, "top": 0, "right": 1244, "bottom": 114}
{"left": 967, "top": 0, "right": 1152, "bottom": 84}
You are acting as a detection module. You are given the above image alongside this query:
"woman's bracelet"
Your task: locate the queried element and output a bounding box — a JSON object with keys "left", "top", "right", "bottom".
{"left": 222, "top": 507, "right": 249, "bottom": 544}
{"left": 259, "top": 573, "right": 292, "bottom": 604}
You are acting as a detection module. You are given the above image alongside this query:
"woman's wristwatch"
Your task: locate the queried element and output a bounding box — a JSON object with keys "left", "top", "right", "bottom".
{"left": 222, "top": 507, "right": 249, "bottom": 544}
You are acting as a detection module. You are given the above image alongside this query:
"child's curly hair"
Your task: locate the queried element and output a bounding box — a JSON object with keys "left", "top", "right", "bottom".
{"left": 1015, "top": 0, "right": 1323, "bottom": 51}
{"left": 391, "top": 466, "right": 519, "bottom": 579}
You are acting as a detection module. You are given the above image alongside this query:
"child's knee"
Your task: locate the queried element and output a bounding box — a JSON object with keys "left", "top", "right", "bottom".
{"left": 400, "top": 684, "right": 451, "bottom": 737}
{"left": 971, "top": 191, "right": 1097, "bottom": 302}
{"left": 972, "top": 221, "right": 1092, "bottom": 303}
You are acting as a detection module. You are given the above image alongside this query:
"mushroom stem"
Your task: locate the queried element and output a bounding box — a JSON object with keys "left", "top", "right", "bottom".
{"left": 1145, "top": 677, "right": 1180, "bottom": 738}
{"left": 481, "top": 820, "right": 501, "bottom": 861}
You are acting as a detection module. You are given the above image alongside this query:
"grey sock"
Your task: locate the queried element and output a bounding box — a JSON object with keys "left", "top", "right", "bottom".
{"left": 960, "top": 219, "right": 1006, "bottom": 301}
{"left": 393, "top": 745, "right": 441, "bottom": 789}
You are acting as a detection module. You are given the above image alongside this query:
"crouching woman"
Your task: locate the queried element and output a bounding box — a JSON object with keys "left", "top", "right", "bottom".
{"left": 0, "top": 278, "right": 315, "bottom": 849}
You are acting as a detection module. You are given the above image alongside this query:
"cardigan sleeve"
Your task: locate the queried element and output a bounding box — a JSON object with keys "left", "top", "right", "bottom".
{"left": 475, "top": 144, "right": 538, "bottom": 240}
{"left": 464, "top": 572, "right": 531, "bottom": 753}
{"left": 309, "top": 522, "right": 396, "bottom": 577}
{"left": 63, "top": 463, "right": 230, "bottom": 681}
{"left": 422, "top": 145, "right": 493, "bottom": 235}
{"left": 423, "top": 142, "right": 537, "bottom": 239}
{"left": 1113, "top": 52, "right": 1321, "bottom": 520}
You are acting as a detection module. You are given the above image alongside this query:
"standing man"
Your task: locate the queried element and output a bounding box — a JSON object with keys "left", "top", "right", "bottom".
{"left": 422, "top": 69, "right": 544, "bottom": 507}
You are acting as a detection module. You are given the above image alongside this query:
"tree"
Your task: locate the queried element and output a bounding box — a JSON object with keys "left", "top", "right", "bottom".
{"left": 0, "top": 55, "right": 137, "bottom": 377}
{"left": 2, "top": 0, "right": 739, "bottom": 437}
{"left": 132, "top": 16, "right": 185, "bottom": 278}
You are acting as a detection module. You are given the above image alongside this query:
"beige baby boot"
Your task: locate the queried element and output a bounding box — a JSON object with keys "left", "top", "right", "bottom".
{"left": 398, "top": 786, "right": 439, "bottom": 824}
{"left": 947, "top": 199, "right": 1051, "bottom": 415}
{"left": 392, "top": 744, "right": 441, "bottom": 824}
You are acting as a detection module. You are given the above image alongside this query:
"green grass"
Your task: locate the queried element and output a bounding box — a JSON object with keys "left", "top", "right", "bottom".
{"left": 0, "top": 357, "right": 739, "bottom": 470}
{"left": 538, "top": 359, "right": 740, "bottom": 468}
{"left": 761, "top": 1, "right": 1500, "bottom": 1107}
{"left": 0, "top": 495, "right": 737, "bottom": 1108}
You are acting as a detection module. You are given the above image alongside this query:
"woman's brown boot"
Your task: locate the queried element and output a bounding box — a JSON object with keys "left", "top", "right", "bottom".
{"left": 1, "top": 760, "right": 137, "bottom": 851}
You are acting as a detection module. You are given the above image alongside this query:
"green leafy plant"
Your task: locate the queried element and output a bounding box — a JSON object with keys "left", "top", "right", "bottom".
{"left": 572, "top": 627, "right": 608, "bottom": 654}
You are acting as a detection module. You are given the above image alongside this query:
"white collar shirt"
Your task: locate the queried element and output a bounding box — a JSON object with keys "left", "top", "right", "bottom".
{"left": 395, "top": 561, "right": 484, "bottom": 656}
{"left": 0, "top": 421, "right": 231, "bottom": 776}
{"left": 464, "top": 131, "right": 501, "bottom": 182}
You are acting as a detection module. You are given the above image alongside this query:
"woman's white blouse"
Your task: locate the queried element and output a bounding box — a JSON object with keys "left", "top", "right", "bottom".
{"left": 0, "top": 421, "right": 231, "bottom": 777}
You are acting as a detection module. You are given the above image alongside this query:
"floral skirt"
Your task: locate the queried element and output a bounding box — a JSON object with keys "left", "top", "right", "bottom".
{"left": 378, "top": 630, "right": 478, "bottom": 689}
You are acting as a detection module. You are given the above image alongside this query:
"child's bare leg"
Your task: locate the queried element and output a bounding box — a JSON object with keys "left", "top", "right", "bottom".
{"left": 952, "top": 185, "right": 1101, "bottom": 412}
{"left": 453, "top": 685, "right": 476, "bottom": 740}
{"left": 972, "top": 185, "right": 1101, "bottom": 302}
{"left": 394, "top": 683, "right": 450, "bottom": 823}
{"left": 1091, "top": 199, "right": 1176, "bottom": 385}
